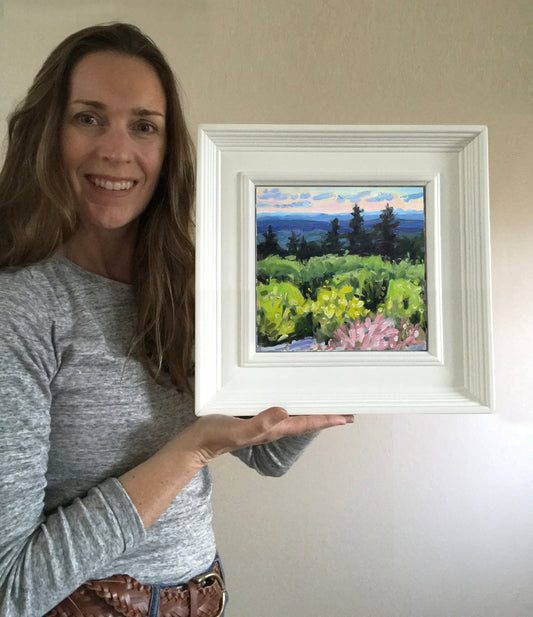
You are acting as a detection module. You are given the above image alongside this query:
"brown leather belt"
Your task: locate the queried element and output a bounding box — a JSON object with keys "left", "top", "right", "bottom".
{"left": 45, "top": 561, "right": 227, "bottom": 617}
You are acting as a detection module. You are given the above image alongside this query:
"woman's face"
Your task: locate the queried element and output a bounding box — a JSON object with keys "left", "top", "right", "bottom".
{"left": 61, "top": 51, "right": 166, "bottom": 239}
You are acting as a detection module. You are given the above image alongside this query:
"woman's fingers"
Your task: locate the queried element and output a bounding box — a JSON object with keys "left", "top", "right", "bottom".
{"left": 253, "top": 411, "right": 354, "bottom": 441}
{"left": 188, "top": 408, "right": 354, "bottom": 463}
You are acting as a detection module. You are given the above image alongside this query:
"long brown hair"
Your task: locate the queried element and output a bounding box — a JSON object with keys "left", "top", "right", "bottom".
{"left": 0, "top": 23, "right": 195, "bottom": 392}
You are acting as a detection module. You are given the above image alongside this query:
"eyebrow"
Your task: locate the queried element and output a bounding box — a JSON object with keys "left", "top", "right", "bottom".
{"left": 70, "top": 99, "right": 165, "bottom": 118}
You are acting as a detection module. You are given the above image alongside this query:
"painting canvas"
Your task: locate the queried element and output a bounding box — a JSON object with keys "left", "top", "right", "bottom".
{"left": 255, "top": 185, "right": 427, "bottom": 353}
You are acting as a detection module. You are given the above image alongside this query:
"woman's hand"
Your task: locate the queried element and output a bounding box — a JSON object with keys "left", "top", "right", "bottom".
{"left": 120, "top": 408, "right": 353, "bottom": 528}
{"left": 180, "top": 407, "right": 354, "bottom": 467}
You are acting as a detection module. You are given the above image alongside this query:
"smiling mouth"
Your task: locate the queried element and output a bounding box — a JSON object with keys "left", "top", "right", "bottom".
{"left": 88, "top": 176, "right": 136, "bottom": 191}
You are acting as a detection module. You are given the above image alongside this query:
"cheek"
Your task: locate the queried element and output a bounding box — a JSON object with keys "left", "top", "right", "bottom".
{"left": 145, "top": 147, "right": 166, "bottom": 184}
{"left": 61, "top": 129, "right": 84, "bottom": 178}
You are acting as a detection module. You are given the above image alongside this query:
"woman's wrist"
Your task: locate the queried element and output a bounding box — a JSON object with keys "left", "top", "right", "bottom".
{"left": 118, "top": 429, "right": 208, "bottom": 529}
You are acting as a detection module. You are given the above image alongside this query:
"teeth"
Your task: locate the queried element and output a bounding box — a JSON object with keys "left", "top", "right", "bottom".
{"left": 91, "top": 177, "right": 134, "bottom": 191}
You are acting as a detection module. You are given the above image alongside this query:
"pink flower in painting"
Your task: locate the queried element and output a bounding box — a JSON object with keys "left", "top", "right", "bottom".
{"left": 333, "top": 314, "right": 395, "bottom": 350}
{"left": 319, "top": 315, "right": 422, "bottom": 351}
{"left": 396, "top": 321, "right": 420, "bottom": 349}
{"left": 310, "top": 338, "right": 338, "bottom": 351}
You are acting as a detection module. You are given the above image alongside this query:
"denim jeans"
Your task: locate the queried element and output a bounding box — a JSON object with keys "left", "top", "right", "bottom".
{"left": 146, "top": 556, "right": 227, "bottom": 617}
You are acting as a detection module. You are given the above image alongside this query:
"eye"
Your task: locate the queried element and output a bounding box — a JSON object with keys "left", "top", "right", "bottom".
{"left": 74, "top": 112, "right": 100, "bottom": 126}
{"left": 133, "top": 120, "right": 159, "bottom": 134}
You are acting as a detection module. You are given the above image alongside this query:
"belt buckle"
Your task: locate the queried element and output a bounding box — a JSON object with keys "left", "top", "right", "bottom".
{"left": 192, "top": 568, "right": 227, "bottom": 617}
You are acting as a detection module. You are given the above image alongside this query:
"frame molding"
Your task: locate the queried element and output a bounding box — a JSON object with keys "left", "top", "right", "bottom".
{"left": 195, "top": 125, "right": 494, "bottom": 415}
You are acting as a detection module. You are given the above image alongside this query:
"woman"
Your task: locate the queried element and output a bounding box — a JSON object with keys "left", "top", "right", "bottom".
{"left": 0, "top": 23, "right": 352, "bottom": 617}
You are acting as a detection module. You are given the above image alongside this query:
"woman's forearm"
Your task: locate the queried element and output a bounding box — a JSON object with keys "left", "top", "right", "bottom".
{"left": 119, "top": 408, "right": 353, "bottom": 528}
{"left": 118, "top": 430, "right": 205, "bottom": 529}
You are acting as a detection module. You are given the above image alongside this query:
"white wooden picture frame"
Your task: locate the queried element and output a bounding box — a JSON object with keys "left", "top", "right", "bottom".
{"left": 195, "top": 125, "right": 494, "bottom": 415}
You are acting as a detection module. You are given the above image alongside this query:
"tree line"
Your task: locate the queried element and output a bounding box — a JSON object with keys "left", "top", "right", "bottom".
{"left": 257, "top": 203, "right": 425, "bottom": 263}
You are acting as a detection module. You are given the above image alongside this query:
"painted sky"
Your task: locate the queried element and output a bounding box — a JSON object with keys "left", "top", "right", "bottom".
{"left": 256, "top": 186, "right": 424, "bottom": 214}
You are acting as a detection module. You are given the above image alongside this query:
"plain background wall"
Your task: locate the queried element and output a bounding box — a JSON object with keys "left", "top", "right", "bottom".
{"left": 1, "top": 1, "right": 531, "bottom": 616}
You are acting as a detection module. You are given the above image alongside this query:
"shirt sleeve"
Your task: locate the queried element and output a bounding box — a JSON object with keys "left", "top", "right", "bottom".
{"left": 0, "top": 274, "right": 146, "bottom": 617}
{"left": 231, "top": 432, "right": 319, "bottom": 476}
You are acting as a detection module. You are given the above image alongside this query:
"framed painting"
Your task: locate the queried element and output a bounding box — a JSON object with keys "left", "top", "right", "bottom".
{"left": 195, "top": 125, "right": 494, "bottom": 415}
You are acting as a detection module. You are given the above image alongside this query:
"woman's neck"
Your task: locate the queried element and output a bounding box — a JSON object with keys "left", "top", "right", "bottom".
{"left": 59, "top": 227, "right": 137, "bottom": 284}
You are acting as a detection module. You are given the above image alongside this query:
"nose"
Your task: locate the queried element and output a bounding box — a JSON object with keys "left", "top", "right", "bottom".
{"left": 96, "top": 125, "right": 133, "bottom": 164}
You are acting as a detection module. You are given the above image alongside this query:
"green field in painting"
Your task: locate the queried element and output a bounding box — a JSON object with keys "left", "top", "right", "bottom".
{"left": 256, "top": 254, "right": 427, "bottom": 352}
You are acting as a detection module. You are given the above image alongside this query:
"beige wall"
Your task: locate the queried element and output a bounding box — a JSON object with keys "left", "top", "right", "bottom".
{"left": 1, "top": 1, "right": 532, "bottom": 615}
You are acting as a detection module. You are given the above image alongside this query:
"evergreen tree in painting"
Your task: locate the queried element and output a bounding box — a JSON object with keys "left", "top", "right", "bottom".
{"left": 297, "top": 236, "right": 311, "bottom": 262}
{"left": 397, "top": 232, "right": 425, "bottom": 263}
{"left": 374, "top": 204, "right": 400, "bottom": 261}
{"left": 257, "top": 224, "right": 282, "bottom": 259}
{"left": 286, "top": 231, "right": 300, "bottom": 256}
{"left": 347, "top": 202, "right": 371, "bottom": 256}
{"left": 323, "top": 217, "right": 344, "bottom": 255}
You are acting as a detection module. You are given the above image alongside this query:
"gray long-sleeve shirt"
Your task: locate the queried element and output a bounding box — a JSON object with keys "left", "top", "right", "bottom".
{"left": 0, "top": 255, "right": 314, "bottom": 617}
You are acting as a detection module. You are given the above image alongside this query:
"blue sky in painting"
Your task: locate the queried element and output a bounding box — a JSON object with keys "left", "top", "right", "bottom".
{"left": 256, "top": 186, "right": 425, "bottom": 214}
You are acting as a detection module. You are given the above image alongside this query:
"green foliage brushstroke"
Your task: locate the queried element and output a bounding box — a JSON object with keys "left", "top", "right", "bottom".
{"left": 256, "top": 255, "right": 426, "bottom": 347}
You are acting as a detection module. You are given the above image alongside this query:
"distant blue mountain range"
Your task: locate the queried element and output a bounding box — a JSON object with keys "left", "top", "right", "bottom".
{"left": 257, "top": 210, "right": 424, "bottom": 247}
